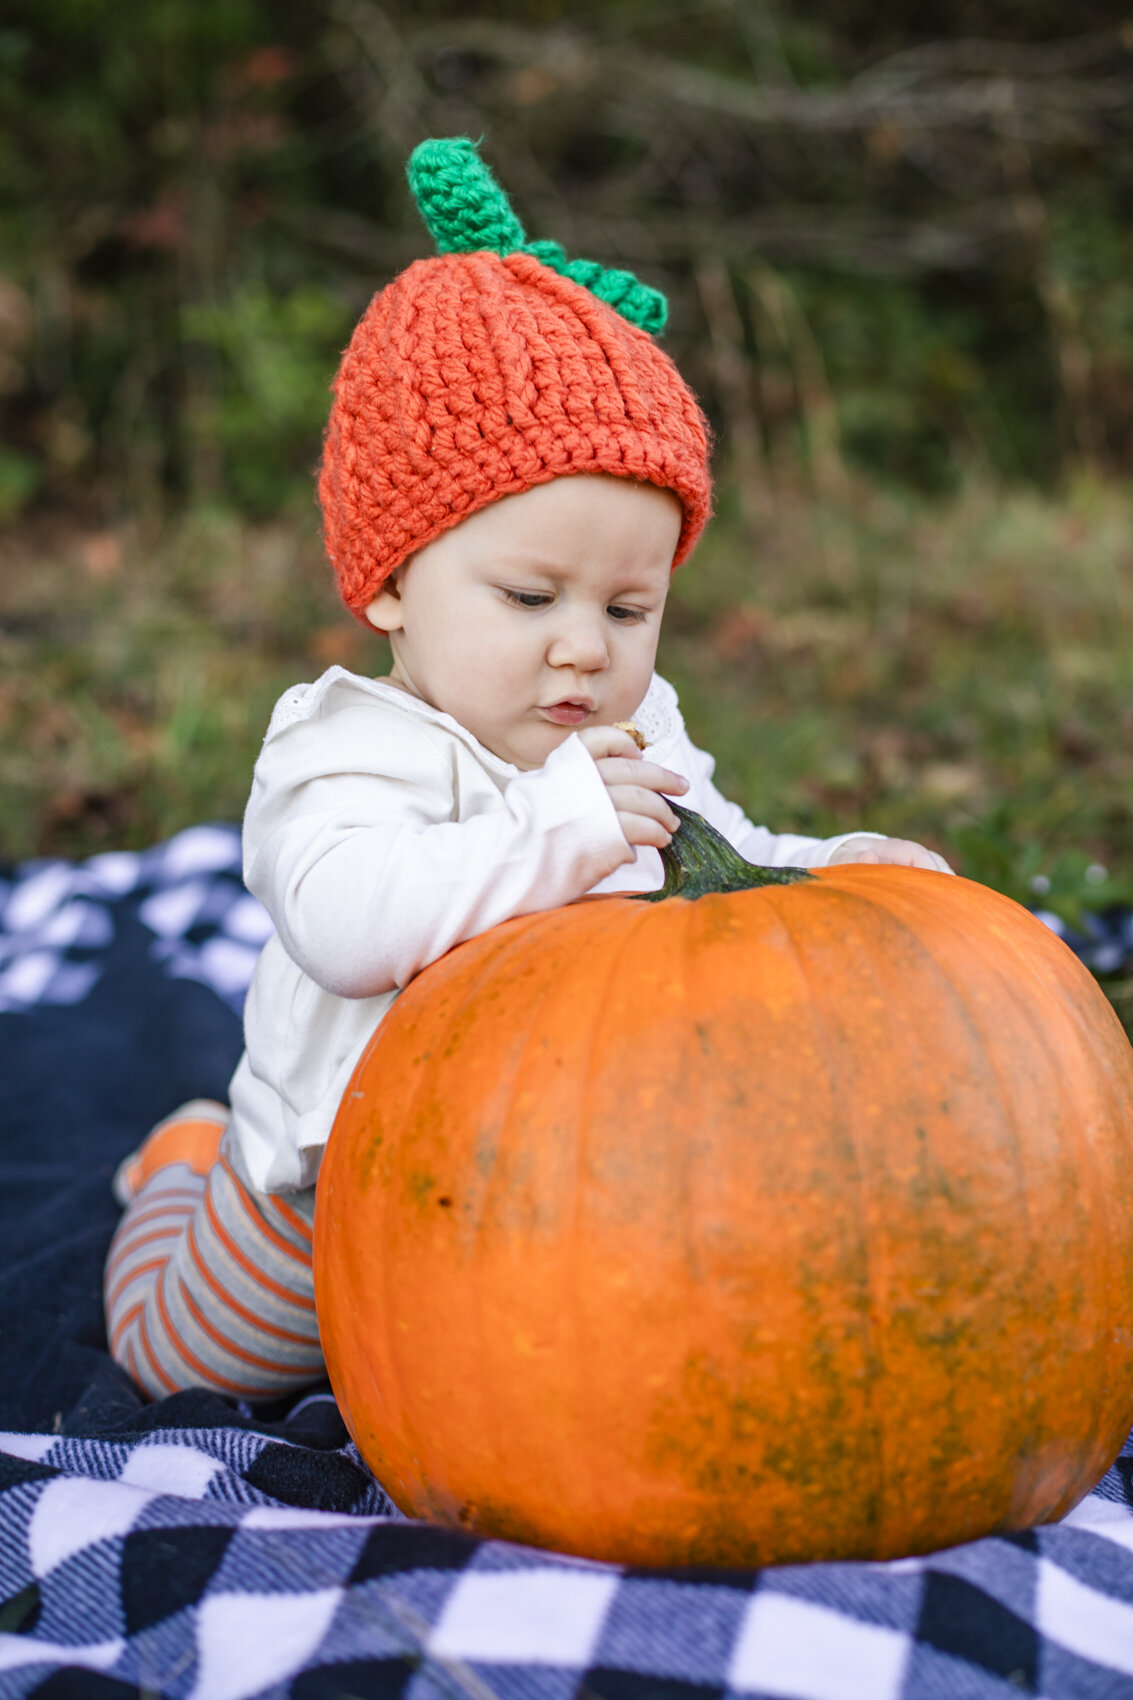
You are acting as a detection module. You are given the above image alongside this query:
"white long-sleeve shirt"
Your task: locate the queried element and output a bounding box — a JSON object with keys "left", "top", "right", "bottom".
{"left": 227, "top": 667, "right": 883, "bottom": 1194}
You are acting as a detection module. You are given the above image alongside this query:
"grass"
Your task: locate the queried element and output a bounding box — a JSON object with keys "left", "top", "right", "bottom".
{"left": 3, "top": 471, "right": 1133, "bottom": 946}
{"left": 663, "top": 470, "right": 1133, "bottom": 925}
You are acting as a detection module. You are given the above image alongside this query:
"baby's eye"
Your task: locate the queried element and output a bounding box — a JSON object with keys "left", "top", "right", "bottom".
{"left": 607, "top": 604, "right": 648, "bottom": 623}
{"left": 503, "top": 589, "right": 553, "bottom": 609}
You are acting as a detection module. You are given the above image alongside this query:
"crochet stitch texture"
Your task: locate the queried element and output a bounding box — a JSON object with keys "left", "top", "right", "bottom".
{"left": 319, "top": 139, "right": 712, "bottom": 620}
{"left": 407, "top": 136, "right": 669, "bottom": 335}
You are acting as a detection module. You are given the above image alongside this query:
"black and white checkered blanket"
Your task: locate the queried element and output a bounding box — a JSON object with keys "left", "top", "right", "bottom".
{"left": 3, "top": 825, "right": 1133, "bottom": 1699}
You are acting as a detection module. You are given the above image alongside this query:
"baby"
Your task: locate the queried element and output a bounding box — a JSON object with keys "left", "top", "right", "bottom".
{"left": 104, "top": 139, "right": 950, "bottom": 1404}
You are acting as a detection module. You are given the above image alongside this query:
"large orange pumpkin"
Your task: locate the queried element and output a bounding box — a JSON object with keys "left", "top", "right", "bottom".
{"left": 314, "top": 809, "right": 1133, "bottom": 1567}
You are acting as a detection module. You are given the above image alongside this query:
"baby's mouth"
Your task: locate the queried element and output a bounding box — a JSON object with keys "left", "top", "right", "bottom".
{"left": 542, "top": 699, "right": 594, "bottom": 726}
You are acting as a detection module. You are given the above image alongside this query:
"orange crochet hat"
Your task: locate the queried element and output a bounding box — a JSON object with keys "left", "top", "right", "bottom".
{"left": 319, "top": 138, "right": 712, "bottom": 622}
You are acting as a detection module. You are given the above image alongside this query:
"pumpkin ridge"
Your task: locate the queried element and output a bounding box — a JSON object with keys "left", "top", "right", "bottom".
{"left": 919, "top": 893, "right": 1051, "bottom": 1476}
{"left": 1007, "top": 907, "right": 1133, "bottom": 1514}
{"left": 1089, "top": 1016, "right": 1133, "bottom": 1476}
{"left": 318, "top": 1004, "right": 406, "bottom": 1486}
{"left": 824, "top": 877, "right": 1029, "bottom": 1548}
{"left": 1029, "top": 1013, "right": 1111, "bottom": 1522}
{"left": 844, "top": 876, "right": 1079, "bottom": 1289}
{"left": 362, "top": 986, "right": 433, "bottom": 1496}
{"left": 483, "top": 904, "right": 578, "bottom": 1518}
{"left": 448, "top": 919, "right": 548, "bottom": 1517}
{"left": 453, "top": 902, "right": 589, "bottom": 1517}
{"left": 571, "top": 896, "right": 658, "bottom": 1532}
{"left": 831, "top": 878, "right": 1045, "bottom": 1549}
{"left": 386, "top": 910, "right": 561, "bottom": 1509}
{"left": 952, "top": 893, "right": 1131, "bottom": 1523}
{"left": 465, "top": 897, "right": 636, "bottom": 1532}
{"left": 678, "top": 892, "right": 704, "bottom": 1322}
{"left": 796, "top": 873, "right": 1131, "bottom": 1545}
{"left": 766, "top": 880, "right": 887, "bottom": 1546}
{"left": 844, "top": 873, "right": 1118, "bottom": 1404}
{"left": 675, "top": 885, "right": 791, "bottom": 1544}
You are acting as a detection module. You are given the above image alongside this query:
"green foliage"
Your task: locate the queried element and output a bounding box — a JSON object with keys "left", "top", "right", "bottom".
{"left": 6, "top": 474, "right": 1133, "bottom": 887}
{"left": 1, "top": 2, "right": 1132, "bottom": 518}
{"left": 0, "top": 0, "right": 328, "bottom": 512}
{"left": 655, "top": 473, "right": 1133, "bottom": 920}
{"left": 181, "top": 285, "right": 353, "bottom": 512}
{"left": 948, "top": 812, "right": 1133, "bottom": 931}
{"left": 0, "top": 449, "right": 38, "bottom": 520}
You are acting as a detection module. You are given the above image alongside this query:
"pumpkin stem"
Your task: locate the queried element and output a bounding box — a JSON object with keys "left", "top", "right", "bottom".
{"left": 638, "top": 805, "right": 815, "bottom": 903}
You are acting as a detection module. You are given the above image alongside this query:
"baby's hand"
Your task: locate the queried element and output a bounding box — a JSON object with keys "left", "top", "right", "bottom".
{"left": 828, "top": 837, "right": 953, "bottom": 875}
{"left": 578, "top": 725, "right": 689, "bottom": 849}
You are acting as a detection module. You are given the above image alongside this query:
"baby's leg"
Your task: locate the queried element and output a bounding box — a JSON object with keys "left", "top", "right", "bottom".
{"left": 104, "top": 1103, "right": 324, "bottom": 1401}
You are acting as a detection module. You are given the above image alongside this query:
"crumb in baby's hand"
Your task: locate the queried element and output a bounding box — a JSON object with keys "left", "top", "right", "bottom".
{"left": 614, "top": 721, "right": 648, "bottom": 751}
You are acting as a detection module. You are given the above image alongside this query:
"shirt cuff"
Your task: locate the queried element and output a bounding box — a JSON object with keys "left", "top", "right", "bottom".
{"left": 816, "top": 830, "right": 888, "bottom": 866}
{"left": 528, "top": 732, "right": 634, "bottom": 871}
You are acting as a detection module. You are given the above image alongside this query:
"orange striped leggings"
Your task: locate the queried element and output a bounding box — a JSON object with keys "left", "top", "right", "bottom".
{"left": 104, "top": 1102, "right": 325, "bottom": 1402}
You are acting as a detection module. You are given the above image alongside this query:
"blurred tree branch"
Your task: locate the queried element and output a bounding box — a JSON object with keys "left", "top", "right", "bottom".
{"left": 3, "top": 0, "right": 1132, "bottom": 516}
{"left": 405, "top": 17, "right": 1133, "bottom": 141}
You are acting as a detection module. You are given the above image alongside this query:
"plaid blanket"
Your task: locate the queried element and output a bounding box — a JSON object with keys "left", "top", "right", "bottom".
{"left": 3, "top": 825, "right": 1133, "bottom": 1699}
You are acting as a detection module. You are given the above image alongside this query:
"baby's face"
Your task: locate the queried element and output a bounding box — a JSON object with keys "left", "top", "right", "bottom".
{"left": 366, "top": 475, "right": 682, "bottom": 770}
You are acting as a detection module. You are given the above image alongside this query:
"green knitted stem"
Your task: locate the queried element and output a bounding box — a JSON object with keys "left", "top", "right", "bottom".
{"left": 407, "top": 137, "right": 527, "bottom": 255}
{"left": 406, "top": 138, "right": 668, "bottom": 334}
{"left": 637, "top": 804, "right": 814, "bottom": 903}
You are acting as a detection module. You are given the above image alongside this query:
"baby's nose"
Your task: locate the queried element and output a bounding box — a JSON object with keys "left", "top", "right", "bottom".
{"left": 548, "top": 618, "right": 609, "bottom": 670}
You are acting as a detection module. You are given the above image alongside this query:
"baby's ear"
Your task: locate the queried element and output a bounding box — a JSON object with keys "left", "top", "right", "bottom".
{"left": 365, "top": 581, "right": 403, "bottom": 632}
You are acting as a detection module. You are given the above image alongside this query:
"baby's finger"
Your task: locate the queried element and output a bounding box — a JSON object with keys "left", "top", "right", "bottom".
{"left": 842, "top": 839, "right": 954, "bottom": 874}
{"left": 884, "top": 838, "right": 954, "bottom": 873}
{"left": 607, "top": 785, "right": 682, "bottom": 834}
{"left": 578, "top": 725, "right": 646, "bottom": 763}
{"left": 596, "top": 757, "right": 689, "bottom": 796}
{"left": 652, "top": 763, "right": 689, "bottom": 797}
{"left": 617, "top": 810, "right": 676, "bottom": 849}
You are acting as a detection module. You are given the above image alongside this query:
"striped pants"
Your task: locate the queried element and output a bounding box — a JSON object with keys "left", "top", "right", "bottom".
{"left": 104, "top": 1102, "right": 325, "bottom": 1402}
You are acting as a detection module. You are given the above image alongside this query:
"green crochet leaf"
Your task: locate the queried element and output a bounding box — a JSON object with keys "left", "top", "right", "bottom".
{"left": 406, "top": 138, "right": 668, "bottom": 335}
{"left": 523, "top": 240, "right": 667, "bottom": 335}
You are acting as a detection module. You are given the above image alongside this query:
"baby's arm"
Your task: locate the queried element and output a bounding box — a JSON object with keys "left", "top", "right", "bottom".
{"left": 826, "top": 836, "right": 952, "bottom": 873}
{"left": 245, "top": 707, "right": 635, "bottom": 999}
{"left": 647, "top": 720, "right": 952, "bottom": 873}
